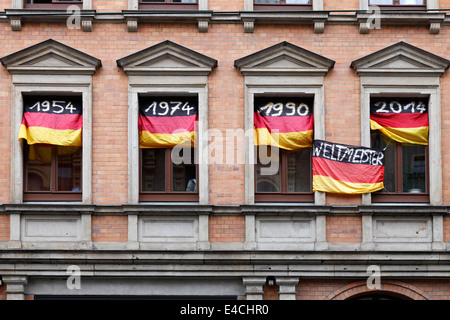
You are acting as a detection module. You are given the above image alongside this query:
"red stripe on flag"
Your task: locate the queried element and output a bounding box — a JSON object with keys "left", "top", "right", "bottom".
{"left": 139, "top": 114, "right": 197, "bottom": 134}
{"left": 254, "top": 112, "right": 313, "bottom": 134}
{"left": 21, "top": 112, "right": 82, "bottom": 131}
{"left": 370, "top": 112, "right": 428, "bottom": 129}
{"left": 312, "top": 157, "right": 384, "bottom": 185}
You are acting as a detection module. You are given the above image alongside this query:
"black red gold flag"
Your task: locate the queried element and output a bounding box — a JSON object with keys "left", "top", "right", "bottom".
{"left": 139, "top": 97, "right": 198, "bottom": 149}
{"left": 19, "top": 96, "right": 82, "bottom": 147}
{"left": 254, "top": 97, "right": 314, "bottom": 151}
{"left": 370, "top": 98, "right": 429, "bottom": 145}
{"left": 312, "top": 140, "right": 385, "bottom": 194}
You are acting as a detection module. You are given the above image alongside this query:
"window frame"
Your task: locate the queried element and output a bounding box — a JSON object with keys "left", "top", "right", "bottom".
{"left": 253, "top": 0, "right": 313, "bottom": 11}
{"left": 370, "top": 132, "right": 430, "bottom": 203}
{"left": 23, "top": 0, "right": 83, "bottom": 10}
{"left": 368, "top": 0, "right": 426, "bottom": 9}
{"left": 138, "top": 0, "right": 199, "bottom": 10}
{"left": 138, "top": 143, "right": 199, "bottom": 203}
{"left": 361, "top": 0, "right": 437, "bottom": 10}
{"left": 23, "top": 143, "right": 83, "bottom": 202}
{"left": 255, "top": 147, "right": 314, "bottom": 203}
{"left": 128, "top": 0, "right": 207, "bottom": 10}
{"left": 361, "top": 88, "right": 440, "bottom": 205}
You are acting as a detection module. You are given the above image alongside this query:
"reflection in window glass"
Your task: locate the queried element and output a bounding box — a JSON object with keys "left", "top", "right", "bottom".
{"left": 141, "top": 148, "right": 166, "bottom": 192}
{"left": 287, "top": 148, "right": 311, "bottom": 193}
{"left": 402, "top": 145, "right": 426, "bottom": 193}
{"left": 26, "top": 146, "right": 52, "bottom": 192}
{"left": 57, "top": 146, "right": 82, "bottom": 192}
{"left": 256, "top": 147, "right": 281, "bottom": 193}
{"left": 172, "top": 148, "right": 197, "bottom": 192}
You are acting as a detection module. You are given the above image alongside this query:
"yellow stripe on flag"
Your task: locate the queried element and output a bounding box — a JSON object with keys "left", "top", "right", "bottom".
{"left": 19, "top": 125, "right": 82, "bottom": 147}
{"left": 254, "top": 128, "right": 313, "bottom": 151}
{"left": 139, "top": 131, "right": 195, "bottom": 149}
{"left": 313, "top": 174, "right": 384, "bottom": 194}
{"left": 370, "top": 120, "right": 428, "bottom": 146}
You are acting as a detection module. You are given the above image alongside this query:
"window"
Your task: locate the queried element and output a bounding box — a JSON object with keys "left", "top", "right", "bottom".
{"left": 368, "top": 0, "right": 426, "bottom": 8}
{"left": 140, "top": 148, "right": 198, "bottom": 202}
{"left": 254, "top": 0, "right": 312, "bottom": 10}
{"left": 369, "top": 96, "right": 430, "bottom": 203}
{"left": 255, "top": 147, "right": 313, "bottom": 202}
{"left": 371, "top": 132, "right": 428, "bottom": 203}
{"left": 139, "top": 0, "right": 198, "bottom": 10}
{"left": 21, "top": 94, "right": 83, "bottom": 202}
{"left": 24, "top": 0, "right": 83, "bottom": 9}
{"left": 138, "top": 94, "right": 199, "bottom": 202}
{"left": 24, "top": 144, "right": 82, "bottom": 201}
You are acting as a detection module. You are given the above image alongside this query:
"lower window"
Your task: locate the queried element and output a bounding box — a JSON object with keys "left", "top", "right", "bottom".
{"left": 23, "top": 143, "right": 82, "bottom": 201}
{"left": 254, "top": 0, "right": 312, "bottom": 11}
{"left": 255, "top": 147, "right": 313, "bottom": 202}
{"left": 371, "top": 132, "right": 429, "bottom": 203}
{"left": 140, "top": 148, "right": 198, "bottom": 202}
{"left": 139, "top": 0, "right": 199, "bottom": 10}
{"left": 24, "top": 0, "right": 83, "bottom": 9}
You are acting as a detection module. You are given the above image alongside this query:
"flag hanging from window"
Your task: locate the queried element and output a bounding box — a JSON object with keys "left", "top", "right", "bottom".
{"left": 139, "top": 97, "right": 198, "bottom": 149}
{"left": 18, "top": 96, "right": 83, "bottom": 147}
{"left": 254, "top": 97, "right": 314, "bottom": 151}
{"left": 312, "top": 140, "right": 385, "bottom": 194}
{"left": 370, "top": 98, "right": 429, "bottom": 145}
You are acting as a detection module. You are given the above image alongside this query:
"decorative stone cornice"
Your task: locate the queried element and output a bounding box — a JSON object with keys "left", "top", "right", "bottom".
{"left": 0, "top": 38, "right": 102, "bottom": 75}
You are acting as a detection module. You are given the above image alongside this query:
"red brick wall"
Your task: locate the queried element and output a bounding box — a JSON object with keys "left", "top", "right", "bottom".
{"left": 444, "top": 216, "right": 450, "bottom": 243}
{"left": 297, "top": 279, "right": 450, "bottom": 300}
{"left": 209, "top": 216, "right": 245, "bottom": 242}
{"left": 0, "top": 215, "right": 9, "bottom": 242}
{"left": 92, "top": 216, "right": 128, "bottom": 242}
{"left": 326, "top": 216, "right": 362, "bottom": 243}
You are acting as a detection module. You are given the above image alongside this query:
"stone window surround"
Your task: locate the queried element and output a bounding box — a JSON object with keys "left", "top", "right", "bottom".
{"left": 117, "top": 41, "right": 217, "bottom": 206}
{"left": 351, "top": 42, "right": 449, "bottom": 207}
{"left": 10, "top": 80, "right": 93, "bottom": 205}
{"left": 0, "top": 39, "right": 100, "bottom": 205}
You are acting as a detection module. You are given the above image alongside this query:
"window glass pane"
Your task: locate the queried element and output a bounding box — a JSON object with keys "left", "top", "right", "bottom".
{"left": 369, "top": 0, "right": 394, "bottom": 5}
{"left": 141, "top": 149, "right": 166, "bottom": 191}
{"left": 57, "top": 146, "right": 82, "bottom": 192}
{"left": 402, "top": 145, "right": 426, "bottom": 193}
{"left": 286, "top": 148, "right": 311, "bottom": 192}
{"left": 399, "top": 0, "right": 424, "bottom": 4}
{"left": 255, "top": 0, "right": 281, "bottom": 3}
{"left": 256, "top": 147, "right": 281, "bottom": 192}
{"left": 286, "top": 0, "right": 310, "bottom": 3}
{"left": 372, "top": 133, "right": 396, "bottom": 193}
{"left": 172, "top": 148, "right": 196, "bottom": 192}
{"left": 26, "top": 144, "right": 52, "bottom": 192}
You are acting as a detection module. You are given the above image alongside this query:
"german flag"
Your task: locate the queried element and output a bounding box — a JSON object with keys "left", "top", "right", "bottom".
{"left": 139, "top": 97, "right": 198, "bottom": 149}
{"left": 254, "top": 97, "right": 314, "bottom": 151}
{"left": 19, "top": 96, "right": 82, "bottom": 147}
{"left": 312, "top": 140, "right": 385, "bottom": 194}
{"left": 370, "top": 99, "right": 429, "bottom": 146}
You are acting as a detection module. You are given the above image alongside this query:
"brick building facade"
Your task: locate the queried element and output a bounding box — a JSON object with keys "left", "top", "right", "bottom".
{"left": 0, "top": 0, "right": 449, "bottom": 300}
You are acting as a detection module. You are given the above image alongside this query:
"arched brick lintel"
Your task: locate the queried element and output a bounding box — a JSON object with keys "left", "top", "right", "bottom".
{"left": 325, "top": 280, "right": 431, "bottom": 301}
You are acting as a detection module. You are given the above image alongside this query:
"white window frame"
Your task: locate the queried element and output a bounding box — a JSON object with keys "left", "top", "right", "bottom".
{"left": 128, "top": 0, "right": 208, "bottom": 10}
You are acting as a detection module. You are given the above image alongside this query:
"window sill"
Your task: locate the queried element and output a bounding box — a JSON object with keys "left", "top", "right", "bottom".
{"left": 4, "top": 9, "right": 96, "bottom": 31}
{"left": 122, "top": 9, "right": 213, "bottom": 32}
{"left": 356, "top": 11, "right": 445, "bottom": 34}
{"left": 240, "top": 10, "right": 328, "bottom": 33}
